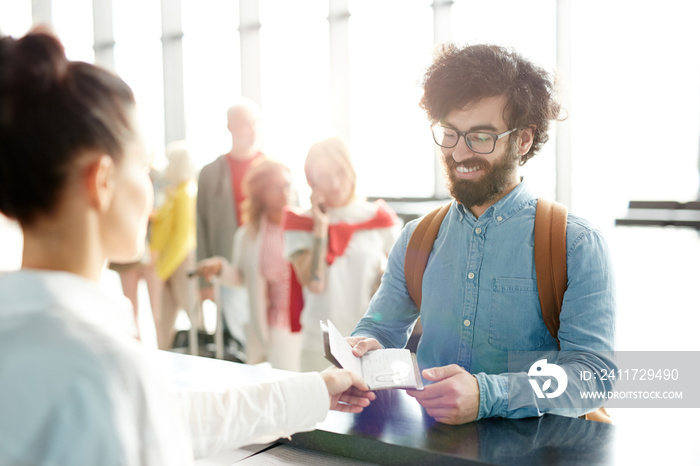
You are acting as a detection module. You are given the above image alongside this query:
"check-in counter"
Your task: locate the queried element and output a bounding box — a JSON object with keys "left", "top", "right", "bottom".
{"left": 161, "top": 351, "right": 699, "bottom": 465}
{"left": 285, "top": 389, "right": 613, "bottom": 465}
{"left": 615, "top": 200, "right": 700, "bottom": 229}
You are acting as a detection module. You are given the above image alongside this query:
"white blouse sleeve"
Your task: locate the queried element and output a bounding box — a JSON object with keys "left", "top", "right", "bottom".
{"left": 175, "top": 372, "right": 329, "bottom": 459}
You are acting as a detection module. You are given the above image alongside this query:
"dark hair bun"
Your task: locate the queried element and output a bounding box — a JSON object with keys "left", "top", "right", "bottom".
{"left": 6, "top": 32, "right": 69, "bottom": 94}
{"left": 0, "top": 30, "right": 135, "bottom": 225}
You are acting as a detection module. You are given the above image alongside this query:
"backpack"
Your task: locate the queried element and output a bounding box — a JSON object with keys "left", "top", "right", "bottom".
{"left": 404, "top": 198, "right": 611, "bottom": 423}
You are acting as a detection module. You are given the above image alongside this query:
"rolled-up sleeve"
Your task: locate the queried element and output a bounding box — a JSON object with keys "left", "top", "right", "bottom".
{"left": 352, "top": 222, "right": 420, "bottom": 349}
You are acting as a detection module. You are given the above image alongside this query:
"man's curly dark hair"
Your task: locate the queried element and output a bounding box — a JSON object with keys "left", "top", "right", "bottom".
{"left": 420, "top": 43, "right": 561, "bottom": 165}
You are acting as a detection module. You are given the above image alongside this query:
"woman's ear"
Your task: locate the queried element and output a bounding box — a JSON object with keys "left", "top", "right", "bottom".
{"left": 517, "top": 125, "right": 536, "bottom": 156}
{"left": 84, "top": 155, "right": 115, "bottom": 211}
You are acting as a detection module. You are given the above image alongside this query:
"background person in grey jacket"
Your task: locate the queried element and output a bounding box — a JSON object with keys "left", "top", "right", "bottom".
{"left": 196, "top": 100, "right": 263, "bottom": 357}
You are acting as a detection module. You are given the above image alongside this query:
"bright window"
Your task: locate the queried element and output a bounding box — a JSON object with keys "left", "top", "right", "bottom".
{"left": 0, "top": 2, "right": 31, "bottom": 38}
{"left": 113, "top": 0, "right": 165, "bottom": 160}
{"left": 349, "top": 0, "right": 435, "bottom": 199}
{"left": 53, "top": 0, "right": 94, "bottom": 63}
{"left": 182, "top": 0, "right": 241, "bottom": 169}
{"left": 259, "top": 0, "right": 331, "bottom": 204}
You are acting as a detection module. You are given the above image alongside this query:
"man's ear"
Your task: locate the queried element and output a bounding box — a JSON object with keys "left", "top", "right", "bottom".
{"left": 517, "top": 125, "right": 536, "bottom": 156}
{"left": 84, "top": 155, "right": 115, "bottom": 211}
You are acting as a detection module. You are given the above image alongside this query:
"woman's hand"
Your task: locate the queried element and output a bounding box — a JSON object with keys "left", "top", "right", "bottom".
{"left": 310, "top": 189, "right": 329, "bottom": 236}
{"left": 290, "top": 188, "right": 329, "bottom": 293}
{"left": 196, "top": 256, "right": 226, "bottom": 283}
{"left": 320, "top": 367, "right": 376, "bottom": 413}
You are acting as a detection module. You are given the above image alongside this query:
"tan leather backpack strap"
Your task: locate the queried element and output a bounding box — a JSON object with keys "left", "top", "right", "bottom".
{"left": 404, "top": 202, "right": 452, "bottom": 310}
{"left": 534, "top": 198, "right": 569, "bottom": 344}
{"left": 536, "top": 200, "right": 610, "bottom": 423}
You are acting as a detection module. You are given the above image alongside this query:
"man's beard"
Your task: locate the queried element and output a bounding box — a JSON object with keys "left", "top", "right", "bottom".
{"left": 441, "top": 142, "right": 520, "bottom": 208}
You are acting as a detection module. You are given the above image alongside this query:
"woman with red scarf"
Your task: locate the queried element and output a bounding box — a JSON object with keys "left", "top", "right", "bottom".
{"left": 283, "top": 137, "right": 401, "bottom": 372}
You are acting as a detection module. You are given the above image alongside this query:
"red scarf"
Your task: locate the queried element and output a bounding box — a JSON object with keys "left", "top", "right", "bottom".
{"left": 282, "top": 199, "right": 398, "bottom": 265}
{"left": 283, "top": 200, "right": 399, "bottom": 333}
{"left": 288, "top": 264, "right": 304, "bottom": 332}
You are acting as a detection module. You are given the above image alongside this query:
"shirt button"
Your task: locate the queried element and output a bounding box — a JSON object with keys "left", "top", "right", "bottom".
{"left": 497, "top": 216, "right": 503, "bottom": 222}
{"left": 464, "top": 319, "right": 471, "bottom": 327}
{"left": 475, "top": 227, "right": 482, "bottom": 234}
{"left": 468, "top": 272, "right": 475, "bottom": 280}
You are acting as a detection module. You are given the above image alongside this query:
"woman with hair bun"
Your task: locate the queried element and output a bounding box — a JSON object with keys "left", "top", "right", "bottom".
{"left": 0, "top": 31, "right": 372, "bottom": 465}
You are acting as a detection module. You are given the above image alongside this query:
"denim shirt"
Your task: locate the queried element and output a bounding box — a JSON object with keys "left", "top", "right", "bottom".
{"left": 352, "top": 181, "right": 616, "bottom": 419}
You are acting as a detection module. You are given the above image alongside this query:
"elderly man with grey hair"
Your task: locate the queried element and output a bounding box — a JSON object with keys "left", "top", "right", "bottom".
{"left": 196, "top": 100, "right": 264, "bottom": 358}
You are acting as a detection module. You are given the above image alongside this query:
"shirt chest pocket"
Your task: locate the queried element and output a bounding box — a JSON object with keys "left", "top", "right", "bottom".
{"left": 488, "top": 277, "right": 548, "bottom": 351}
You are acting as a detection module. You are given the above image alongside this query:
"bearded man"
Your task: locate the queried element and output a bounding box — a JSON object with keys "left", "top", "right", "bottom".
{"left": 349, "top": 44, "right": 616, "bottom": 424}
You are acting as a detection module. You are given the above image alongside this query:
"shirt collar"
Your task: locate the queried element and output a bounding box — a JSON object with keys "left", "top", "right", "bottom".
{"left": 0, "top": 269, "right": 138, "bottom": 339}
{"left": 454, "top": 178, "right": 535, "bottom": 224}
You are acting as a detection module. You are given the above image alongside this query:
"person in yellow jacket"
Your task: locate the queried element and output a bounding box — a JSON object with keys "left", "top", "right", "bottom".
{"left": 150, "top": 141, "right": 198, "bottom": 349}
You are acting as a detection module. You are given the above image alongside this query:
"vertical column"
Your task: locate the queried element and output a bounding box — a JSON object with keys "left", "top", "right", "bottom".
{"left": 556, "top": 0, "right": 573, "bottom": 207}
{"left": 431, "top": 0, "right": 453, "bottom": 198}
{"left": 161, "top": 0, "right": 186, "bottom": 145}
{"left": 31, "top": 0, "right": 52, "bottom": 27}
{"left": 328, "top": 0, "right": 350, "bottom": 141}
{"left": 92, "top": 0, "right": 115, "bottom": 70}
{"left": 432, "top": 0, "right": 452, "bottom": 44}
{"left": 239, "top": 0, "right": 262, "bottom": 106}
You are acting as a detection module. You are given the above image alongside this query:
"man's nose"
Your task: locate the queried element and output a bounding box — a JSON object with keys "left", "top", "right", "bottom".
{"left": 450, "top": 136, "right": 478, "bottom": 163}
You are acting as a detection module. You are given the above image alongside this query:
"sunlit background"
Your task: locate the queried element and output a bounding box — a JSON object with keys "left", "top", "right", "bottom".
{"left": 1, "top": 0, "right": 700, "bottom": 428}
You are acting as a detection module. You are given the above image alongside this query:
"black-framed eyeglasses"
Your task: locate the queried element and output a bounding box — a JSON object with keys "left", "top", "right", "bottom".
{"left": 431, "top": 125, "right": 517, "bottom": 154}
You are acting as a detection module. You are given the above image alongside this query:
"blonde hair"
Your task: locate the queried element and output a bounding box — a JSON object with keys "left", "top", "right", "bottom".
{"left": 241, "top": 158, "right": 291, "bottom": 230}
{"left": 304, "top": 137, "right": 357, "bottom": 199}
{"left": 164, "top": 140, "right": 196, "bottom": 184}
